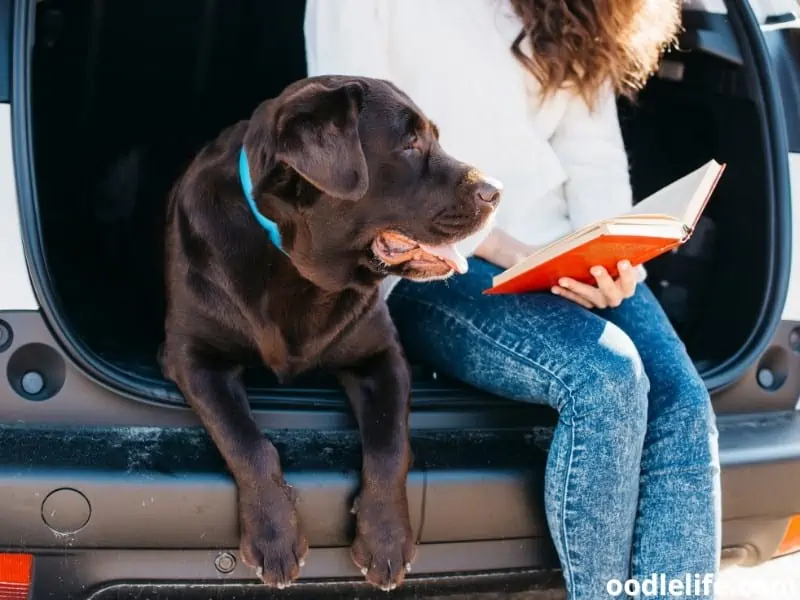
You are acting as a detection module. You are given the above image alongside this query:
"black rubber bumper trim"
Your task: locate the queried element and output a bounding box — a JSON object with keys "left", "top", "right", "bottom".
{"left": 3, "top": 412, "right": 800, "bottom": 552}
{"left": 30, "top": 555, "right": 563, "bottom": 600}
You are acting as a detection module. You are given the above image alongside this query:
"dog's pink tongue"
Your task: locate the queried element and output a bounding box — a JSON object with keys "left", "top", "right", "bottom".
{"left": 419, "top": 243, "right": 469, "bottom": 274}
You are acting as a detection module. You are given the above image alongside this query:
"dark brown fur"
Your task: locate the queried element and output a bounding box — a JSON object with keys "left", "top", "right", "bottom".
{"left": 160, "top": 76, "right": 500, "bottom": 590}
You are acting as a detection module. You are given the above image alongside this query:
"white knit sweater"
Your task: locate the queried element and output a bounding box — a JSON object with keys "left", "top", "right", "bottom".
{"left": 304, "top": 0, "right": 640, "bottom": 297}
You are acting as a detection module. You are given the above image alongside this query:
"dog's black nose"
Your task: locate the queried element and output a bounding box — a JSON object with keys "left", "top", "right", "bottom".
{"left": 475, "top": 178, "right": 502, "bottom": 207}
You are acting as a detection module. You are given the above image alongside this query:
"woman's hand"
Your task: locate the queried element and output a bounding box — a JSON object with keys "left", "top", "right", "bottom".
{"left": 552, "top": 260, "right": 637, "bottom": 309}
{"left": 474, "top": 228, "right": 539, "bottom": 270}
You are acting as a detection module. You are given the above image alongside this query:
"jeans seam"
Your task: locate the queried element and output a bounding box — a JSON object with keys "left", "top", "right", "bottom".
{"left": 562, "top": 417, "right": 577, "bottom": 597}
{"left": 391, "top": 291, "right": 579, "bottom": 587}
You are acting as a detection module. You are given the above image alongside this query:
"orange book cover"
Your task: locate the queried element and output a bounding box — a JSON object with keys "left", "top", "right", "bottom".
{"left": 485, "top": 235, "right": 681, "bottom": 295}
{"left": 484, "top": 159, "right": 726, "bottom": 295}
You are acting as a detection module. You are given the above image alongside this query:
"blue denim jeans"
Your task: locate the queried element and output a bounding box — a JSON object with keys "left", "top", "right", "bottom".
{"left": 388, "top": 258, "right": 721, "bottom": 599}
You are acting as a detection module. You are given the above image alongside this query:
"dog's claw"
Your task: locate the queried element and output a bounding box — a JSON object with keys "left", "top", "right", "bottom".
{"left": 361, "top": 567, "right": 369, "bottom": 576}
{"left": 285, "top": 484, "right": 299, "bottom": 504}
{"left": 255, "top": 566, "right": 263, "bottom": 579}
{"left": 405, "top": 562, "right": 412, "bottom": 573}
{"left": 299, "top": 558, "right": 305, "bottom": 568}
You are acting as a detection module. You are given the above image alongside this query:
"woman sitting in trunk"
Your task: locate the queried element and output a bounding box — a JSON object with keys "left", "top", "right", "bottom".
{"left": 304, "top": 1, "right": 721, "bottom": 598}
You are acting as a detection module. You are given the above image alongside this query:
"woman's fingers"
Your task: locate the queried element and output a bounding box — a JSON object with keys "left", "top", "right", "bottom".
{"left": 590, "top": 266, "right": 623, "bottom": 307}
{"left": 553, "top": 261, "right": 637, "bottom": 309}
{"left": 617, "top": 260, "right": 637, "bottom": 297}
{"left": 557, "top": 277, "right": 608, "bottom": 308}
{"left": 551, "top": 285, "right": 594, "bottom": 309}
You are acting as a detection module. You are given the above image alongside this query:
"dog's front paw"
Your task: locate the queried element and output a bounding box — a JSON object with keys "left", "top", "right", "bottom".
{"left": 350, "top": 492, "right": 417, "bottom": 591}
{"left": 239, "top": 482, "right": 309, "bottom": 589}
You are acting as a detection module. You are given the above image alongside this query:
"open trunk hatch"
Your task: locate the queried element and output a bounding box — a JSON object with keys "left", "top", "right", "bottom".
{"left": 21, "top": 0, "right": 789, "bottom": 410}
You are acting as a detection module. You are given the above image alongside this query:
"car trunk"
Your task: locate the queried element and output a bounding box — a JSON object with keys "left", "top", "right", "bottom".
{"left": 26, "top": 0, "right": 781, "bottom": 412}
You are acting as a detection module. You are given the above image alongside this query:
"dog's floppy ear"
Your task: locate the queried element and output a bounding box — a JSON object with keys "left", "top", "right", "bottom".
{"left": 274, "top": 80, "right": 369, "bottom": 201}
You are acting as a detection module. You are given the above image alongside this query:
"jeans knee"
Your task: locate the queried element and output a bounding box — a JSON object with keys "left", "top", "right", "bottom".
{"left": 562, "top": 323, "right": 649, "bottom": 426}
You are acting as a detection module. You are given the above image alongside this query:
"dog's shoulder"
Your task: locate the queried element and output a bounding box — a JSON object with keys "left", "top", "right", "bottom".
{"left": 163, "top": 119, "right": 267, "bottom": 332}
{"left": 170, "top": 120, "right": 248, "bottom": 213}
{"left": 166, "top": 120, "right": 261, "bottom": 268}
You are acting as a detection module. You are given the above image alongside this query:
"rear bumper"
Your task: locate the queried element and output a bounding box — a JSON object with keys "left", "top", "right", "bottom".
{"left": 2, "top": 411, "right": 800, "bottom": 598}
{"left": 2, "top": 308, "right": 800, "bottom": 598}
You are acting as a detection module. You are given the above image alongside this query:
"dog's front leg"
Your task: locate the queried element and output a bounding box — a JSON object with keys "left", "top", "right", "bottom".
{"left": 164, "top": 345, "right": 308, "bottom": 588}
{"left": 337, "top": 345, "right": 416, "bottom": 591}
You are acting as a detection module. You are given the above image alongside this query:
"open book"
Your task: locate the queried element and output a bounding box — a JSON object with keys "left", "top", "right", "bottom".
{"left": 485, "top": 159, "right": 726, "bottom": 295}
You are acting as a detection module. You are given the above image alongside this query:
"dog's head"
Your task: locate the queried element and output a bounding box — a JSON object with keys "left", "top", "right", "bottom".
{"left": 242, "top": 75, "right": 501, "bottom": 291}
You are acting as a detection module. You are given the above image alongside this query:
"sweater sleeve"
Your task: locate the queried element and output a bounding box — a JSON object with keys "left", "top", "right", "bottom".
{"left": 550, "top": 83, "right": 633, "bottom": 231}
{"left": 304, "top": 0, "right": 392, "bottom": 79}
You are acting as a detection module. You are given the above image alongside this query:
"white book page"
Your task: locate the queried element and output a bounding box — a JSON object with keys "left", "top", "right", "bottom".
{"left": 624, "top": 160, "right": 722, "bottom": 225}
{"left": 604, "top": 221, "right": 687, "bottom": 238}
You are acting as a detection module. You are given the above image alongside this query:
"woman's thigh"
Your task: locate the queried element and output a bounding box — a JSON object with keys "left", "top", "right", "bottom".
{"left": 387, "top": 258, "right": 649, "bottom": 417}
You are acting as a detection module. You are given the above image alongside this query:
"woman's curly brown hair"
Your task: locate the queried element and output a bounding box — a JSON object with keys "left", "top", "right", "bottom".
{"left": 508, "top": 0, "right": 682, "bottom": 108}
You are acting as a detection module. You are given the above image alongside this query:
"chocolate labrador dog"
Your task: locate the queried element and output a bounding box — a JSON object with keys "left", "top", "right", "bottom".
{"left": 160, "top": 75, "right": 501, "bottom": 591}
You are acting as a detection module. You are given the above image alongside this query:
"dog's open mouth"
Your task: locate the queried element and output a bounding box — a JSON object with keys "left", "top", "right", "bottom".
{"left": 372, "top": 231, "right": 469, "bottom": 277}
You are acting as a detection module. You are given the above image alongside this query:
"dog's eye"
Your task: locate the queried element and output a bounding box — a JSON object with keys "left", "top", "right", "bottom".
{"left": 403, "top": 133, "right": 421, "bottom": 153}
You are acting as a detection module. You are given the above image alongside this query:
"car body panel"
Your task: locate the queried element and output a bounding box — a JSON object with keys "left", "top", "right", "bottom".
{"left": 0, "top": 107, "right": 37, "bottom": 311}
{"left": 788, "top": 153, "right": 800, "bottom": 322}
{"left": 1, "top": 0, "right": 800, "bottom": 597}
